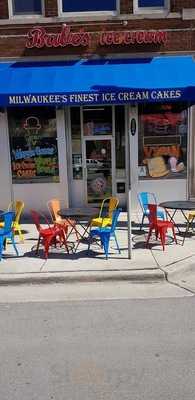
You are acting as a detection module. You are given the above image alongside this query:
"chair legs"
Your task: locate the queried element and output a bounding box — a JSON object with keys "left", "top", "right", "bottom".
{"left": 102, "top": 234, "right": 110, "bottom": 259}
{"left": 113, "top": 233, "right": 121, "bottom": 254}
{"left": 11, "top": 234, "right": 19, "bottom": 256}
{"left": 88, "top": 231, "right": 121, "bottom": 259}
{"left": 182, "top": 217, "right": 195, "bottom": 246}
{"left": 36, "top": 230, "right": 69, "bottom": 259}
{"left": 13, "top": 222, "right": 24, "bottom": 242}
{"left": 0, "top": 238, "right": 3, "bottom": 261}
{"left": 0, "top": 235, "right": 18, "bottom": 260}
{"left": 140, "top": 214, "right": 145, "bottom": 231}
{"left": 147, "top": 226, "right": 177, "bottom": 251}
{"left": 36, "top": 235, "right": 41, "bottom": 255}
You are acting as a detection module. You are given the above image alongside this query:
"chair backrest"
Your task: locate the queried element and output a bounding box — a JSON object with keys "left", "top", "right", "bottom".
{"left": 148, "top": 204, "right": 158, "bottom": 225}
{"left": 138, "top": 192, "right": 157, "bottom": 213}
{"left": 0, "top": 211, "right": 15, "bottom": 234}
{"left": 8, "top": 200, "right": 24, "bottom": 224}
{"left": 100, "top": 197, "right": 119, "bottom": 219}
{"left": 47, "top": 199, "right": 61, "bottom": 222}
{"left": 110, "top": 208, "right": 122, "bottom": 233}
{"left": 30, "top": 210, "right": 42, "bottom": 233}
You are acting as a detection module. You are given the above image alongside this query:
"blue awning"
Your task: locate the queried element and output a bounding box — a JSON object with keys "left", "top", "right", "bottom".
{"left": 0, "top": 55, "right": 195, "bottom": 107}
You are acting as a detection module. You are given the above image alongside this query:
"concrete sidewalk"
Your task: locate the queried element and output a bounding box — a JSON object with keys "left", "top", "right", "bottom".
{"left": 0, "top": 212, "right": 195, "bottom": 287}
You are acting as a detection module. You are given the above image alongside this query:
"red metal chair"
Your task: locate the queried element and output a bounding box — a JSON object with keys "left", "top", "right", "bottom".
{"left": 146, "top": 204, "right": 177, "bottom": 251}
{"left": 30, "top": 210, "right": 69, "bottom": 259}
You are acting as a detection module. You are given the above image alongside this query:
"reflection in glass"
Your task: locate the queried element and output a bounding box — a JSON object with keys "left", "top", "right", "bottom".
{"left": 83, "top": 106, "right": 112, "bottom": 136}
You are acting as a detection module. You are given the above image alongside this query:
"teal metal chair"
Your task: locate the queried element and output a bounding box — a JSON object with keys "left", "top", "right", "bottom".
{"left": 138, "top": 192, "right": 165, "bottom": 231}
{"left": 88, "top": 208, "right": 122, "bottom": 259}
{"left": 0, "top": 211, "right": 19, "bottom": 261}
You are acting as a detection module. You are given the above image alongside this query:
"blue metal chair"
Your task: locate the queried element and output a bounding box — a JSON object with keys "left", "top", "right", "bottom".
{"left": 88, "top": 208, "right": 122, "bottom": 259}
{"left": 137, "top": 192, "right": 165, "bottom": 231}
{"left": 0, "top": 211, "right": 19, "bottom": 261}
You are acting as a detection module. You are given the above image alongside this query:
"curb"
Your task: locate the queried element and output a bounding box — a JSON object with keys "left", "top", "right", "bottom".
{"left": 0, "top": 269, "right": 165, "bottom": 286}
{"left": 163, "top": 256, "right": 195, "bottom": 280}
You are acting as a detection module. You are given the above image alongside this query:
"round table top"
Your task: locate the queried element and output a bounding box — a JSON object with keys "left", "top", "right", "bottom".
{"left": 58, "top": 207, "right": 99, "bottom": 219}
{"left": 159, "top": 201, "right": 195, "bottom": 211}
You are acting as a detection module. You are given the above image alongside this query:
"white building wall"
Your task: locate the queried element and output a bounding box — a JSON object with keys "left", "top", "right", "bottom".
{"left": 0, "top": 112, "right": 12, "bottom": 210}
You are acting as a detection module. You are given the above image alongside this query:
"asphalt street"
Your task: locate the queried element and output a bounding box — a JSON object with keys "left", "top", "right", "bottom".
{"left": 0, "top": 282, "right": 195, "bottom": 400}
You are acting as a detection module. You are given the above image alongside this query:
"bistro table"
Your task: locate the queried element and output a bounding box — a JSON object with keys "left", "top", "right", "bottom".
{"left": 159, "top": 201, "right": 195, "bottom": 241}
{"left": 57, "top": 207, "right": 99, "bottom": 252}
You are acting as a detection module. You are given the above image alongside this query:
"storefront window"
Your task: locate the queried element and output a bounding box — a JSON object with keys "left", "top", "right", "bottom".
{"left": 12, "top": 0, "right": 42, "bottom": 15}
{"left": 62, "top": 0, "right": 117, "bottom": 12}
{"left": 83, "top": 106, "right": 112, "bottom": 136}
{"left": 70, "top": 107, "right": 83, "bottom": 180}
{"left": 8, "top": 107, "right": 59, "bottom": 184}
{"left": 138, "top": 103, "right": 188, "bottom": 180}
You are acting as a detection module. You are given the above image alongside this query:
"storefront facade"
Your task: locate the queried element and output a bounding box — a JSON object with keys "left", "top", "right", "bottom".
{"left": 0, "top": 0, "right": 195, "bottom": 214}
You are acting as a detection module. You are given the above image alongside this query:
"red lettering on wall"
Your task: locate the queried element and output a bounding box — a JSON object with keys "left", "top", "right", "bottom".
{"left": 26, "top": 26, "right": 92, "bottom": 48}
{"left": 25, "top": 26, "right": 168, "bottom": 49}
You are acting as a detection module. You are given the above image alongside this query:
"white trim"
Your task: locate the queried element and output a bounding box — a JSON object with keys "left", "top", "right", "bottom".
{"left": 133, "top": 0, "right": 170, "bottom": 15}
{"left": 183, "top": 9, "right": 195, "bottom": 20}
{"left": 0, "top": 12, "right": 181, "bottom": 25}
{"left": 56, "top": 108, "right": 69, "bottom": 207}
{"left": 57, "top": 0, "right": 119, "bottom": 17}
{"left": 8, "top": 0, "right": 44, "bottom": 18}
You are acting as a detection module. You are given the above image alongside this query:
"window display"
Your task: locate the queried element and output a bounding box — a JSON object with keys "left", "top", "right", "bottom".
{"left": 138, "top": 103, "right": 188, "bottom": 180}
{"left": 8, "top": 107, "right": 59, "bottom": 184}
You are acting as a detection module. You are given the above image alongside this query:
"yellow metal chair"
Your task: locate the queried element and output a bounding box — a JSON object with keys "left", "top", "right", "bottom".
{"left": 0, "top": 200, "right": 24, "bottom": 242}
{"left": 90, "top": 197, "right": 119, "bottom": 228}
{"left": 182, "top": 210, "right": 195, "bottom": 245}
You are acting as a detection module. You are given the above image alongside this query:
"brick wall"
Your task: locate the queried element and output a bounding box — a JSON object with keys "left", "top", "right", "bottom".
{"left": 0, "top": 1, "right": 195, "bottom": 58}
{"left": 0, "top": 18, "right": 194, "bottom": 58}
{"left": 0, "top": 1, "right": 195, "bottom": 20}
{"left": 171, "top": 1, "right": 195, "bottom": 12}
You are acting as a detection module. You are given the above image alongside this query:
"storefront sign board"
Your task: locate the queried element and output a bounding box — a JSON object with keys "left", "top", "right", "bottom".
{"left": 7, "top": 89, "right": 183, "bottom": 107}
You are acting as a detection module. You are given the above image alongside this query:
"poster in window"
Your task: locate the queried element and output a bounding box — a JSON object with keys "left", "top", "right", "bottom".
{"left": 138, "top": 103, "right": 188, "bottom": 180}
{"left": 8, "top": 107, "right": 59, "bottom": 184}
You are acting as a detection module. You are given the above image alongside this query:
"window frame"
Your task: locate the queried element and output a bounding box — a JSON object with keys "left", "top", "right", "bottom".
{"left": 8, "top": 0, "right": 44, "bottom": 19}
{"left": 58, "top": 0, "right": 119, "bottom": 17}
{"left": 134, "top": 0, "right": 170, "bottom": 15}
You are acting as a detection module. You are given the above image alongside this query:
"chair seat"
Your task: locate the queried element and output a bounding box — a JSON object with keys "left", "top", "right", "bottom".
{"left": 39, "top": 227, "right": 61, "bottom": 237}
{"left": 187, "top": 211, "right": 195, "bottom": 221}
{"left": 91, "top": 217, "right": 112, "bottom": 228}
{"left": 90, "top": 229, "right": 110, "bottom": 238}
{"left": 155, "top": 220, "right": 174, "bottom": 228}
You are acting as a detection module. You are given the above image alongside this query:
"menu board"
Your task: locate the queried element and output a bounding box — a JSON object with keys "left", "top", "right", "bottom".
{"left": 8, "top": 107, "right": 59, "bottom": 184}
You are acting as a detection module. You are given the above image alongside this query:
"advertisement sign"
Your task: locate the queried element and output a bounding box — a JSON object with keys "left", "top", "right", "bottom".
{"left": 8, "top": 107, "right": 59, "bottom": 184}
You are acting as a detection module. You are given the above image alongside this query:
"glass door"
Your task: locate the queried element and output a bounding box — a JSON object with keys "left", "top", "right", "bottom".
{"left": 84, "top": 138, "right": 113, "bottom": 204}
{"left": 82, "top": 106, "right": 114, "bottom": 204}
